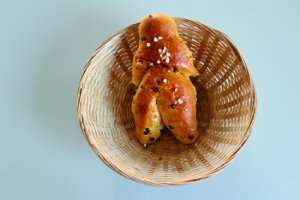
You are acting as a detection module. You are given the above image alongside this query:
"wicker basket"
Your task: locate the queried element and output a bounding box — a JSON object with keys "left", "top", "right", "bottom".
{"left": 77, "top": 17, "right": 257, "bottom": 186}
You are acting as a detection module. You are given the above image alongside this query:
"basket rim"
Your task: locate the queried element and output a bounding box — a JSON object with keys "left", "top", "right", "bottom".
{"left": 76, "top": 17, "right": 257, "bottom": 186}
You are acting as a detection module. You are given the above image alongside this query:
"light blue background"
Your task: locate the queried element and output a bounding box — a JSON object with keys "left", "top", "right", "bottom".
{"left": 1, "top": 0, "right": 299, "bottom": 199}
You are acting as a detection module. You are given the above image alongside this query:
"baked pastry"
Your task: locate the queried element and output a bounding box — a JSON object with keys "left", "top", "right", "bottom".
{"left": 131, "top": 14, "right": 199, "bottom": 145}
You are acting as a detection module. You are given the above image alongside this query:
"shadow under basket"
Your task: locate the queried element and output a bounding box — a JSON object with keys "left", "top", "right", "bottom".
{"left": 77, "top": 18, "right": 257, "bottom": 186}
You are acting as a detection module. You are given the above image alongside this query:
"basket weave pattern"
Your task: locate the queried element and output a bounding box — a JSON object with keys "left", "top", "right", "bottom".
{"left": 77, "top": 18, "right": 257, "bottom": 186}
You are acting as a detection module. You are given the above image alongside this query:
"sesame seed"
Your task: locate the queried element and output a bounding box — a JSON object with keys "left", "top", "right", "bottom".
{"left": 137, "top": 61, "right": 142, "bottom": 65}
{"left": 162, "top": 78, "right": 167, "bottom": 83}
{"left": 174, "top": 88, "right": 178, "bottom": 92}
{"left": 184, "top": 108, "right": 188, "bottom": 112}
{"left": 161, "top": 55, "right": 167, "bottom": 60}
{"left": 146, "top": 42, "right": 151, "bottom": 47}
{"left": 166, "top": 52, "right": 171, "bottom": 57}
{"left": 148, "top": 62, "right": 153, "bottom": 67}
{"left": 157, "top": 60, "right": 160, "bottom": 64}
{"left": 158, "top": 36, "right": 163, "bottom": 40}
{"left": 158, "top": 49, "right": 162, "bottom": 54}
{"left": 154, "top": 37, "right": 158, "bottom": 42}
{"left": 177, "top": 98, "right": 183, "bottom": 104}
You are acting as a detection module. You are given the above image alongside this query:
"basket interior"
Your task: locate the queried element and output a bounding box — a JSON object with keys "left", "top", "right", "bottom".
{"left": 77, "top": 18, "right": 256, "bottom": 185}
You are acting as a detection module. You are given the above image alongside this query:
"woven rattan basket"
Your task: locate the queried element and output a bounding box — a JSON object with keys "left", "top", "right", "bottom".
{"left": 77, "top": 17, "right": 257, "bottom": 186}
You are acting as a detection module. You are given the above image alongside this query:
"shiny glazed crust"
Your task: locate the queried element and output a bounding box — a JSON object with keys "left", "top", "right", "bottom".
{"left": 131, "top": 14, "right": 199, "bottom": 145}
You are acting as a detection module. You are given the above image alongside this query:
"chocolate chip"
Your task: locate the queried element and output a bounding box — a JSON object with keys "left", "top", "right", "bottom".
{"left": 189, "top": 135, "right": 195, "bottom": 140}
{"left": 130, "top": 90, "right": 136, "bottom": 96}
{"left": 144, "top": 128, "right": 150, "bottom": 135}
{"left": 141, "top": 36, "right": 146, "bottom": 41}
{"left": 169, "top": 125, "right": 174, "bottom": 129}
{"left": 173, "top": 68, "right": 178, "bottom": 73}
{"left": 150, "top": 137, "right": 155, "bottom": 141}
{"left": 152, "top": 87, "right": 159, "bottom": 92}
{"left": 170, "top": 103, "right": 176, "bottom": 109}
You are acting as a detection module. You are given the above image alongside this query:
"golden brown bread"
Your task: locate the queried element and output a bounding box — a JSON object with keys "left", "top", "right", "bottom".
{"left": 131, "top": 14, "right": 199, "bottom": 145}
{"left": 132, "top": 14, "right": 198, "bottom": 86}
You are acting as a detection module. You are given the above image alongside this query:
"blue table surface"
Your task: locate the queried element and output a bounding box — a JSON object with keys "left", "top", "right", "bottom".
{"left": 1, "top": 0, "right": 299, "bottom": 199}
